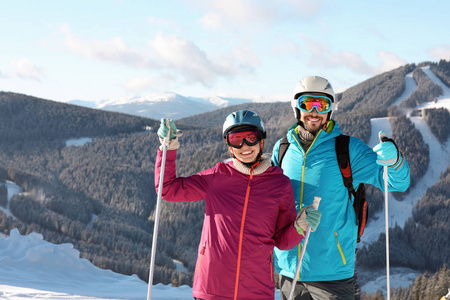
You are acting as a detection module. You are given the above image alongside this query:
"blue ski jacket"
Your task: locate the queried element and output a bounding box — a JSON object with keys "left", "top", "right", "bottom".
{"left": 271, "top": 120, "right": 410, "bottom": 282}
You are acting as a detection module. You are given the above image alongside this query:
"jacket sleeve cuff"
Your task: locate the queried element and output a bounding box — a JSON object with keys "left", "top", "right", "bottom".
{"left": 158, "top": 138, "right": 180, "bottom": 151}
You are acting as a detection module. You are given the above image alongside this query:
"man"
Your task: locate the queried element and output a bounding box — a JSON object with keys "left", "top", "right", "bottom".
{"left": 272, "top": 75, "right": 410, "bottom": 299}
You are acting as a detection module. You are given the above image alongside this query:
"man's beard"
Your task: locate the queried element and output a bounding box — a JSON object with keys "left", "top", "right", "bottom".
{"left": 302, "top": 122, "right": 323, "bottom": 136}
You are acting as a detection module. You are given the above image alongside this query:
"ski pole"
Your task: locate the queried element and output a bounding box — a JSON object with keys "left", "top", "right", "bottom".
{"left": 384, "top": 164, "right": 390, "bottom": 300}
{"left": 379, "top": 132, "right": 390, "bottom": 300}
{"left": 147, "top": 120, "right": 171, "bottom": 300}
{"left": 288, "top": 196, "right": 321, "bottom": 300}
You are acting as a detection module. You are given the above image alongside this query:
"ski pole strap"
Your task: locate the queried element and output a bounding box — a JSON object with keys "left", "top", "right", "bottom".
{"left": 296, "top": 226, "right": 304, "bottom": 236}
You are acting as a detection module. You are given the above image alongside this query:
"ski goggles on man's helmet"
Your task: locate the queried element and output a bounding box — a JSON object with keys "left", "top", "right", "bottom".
{"left": 226, "top": 128, "right": 262, "bottom": 149}
{"left": 297, "top": 94, "right": 332, "bottom": 113}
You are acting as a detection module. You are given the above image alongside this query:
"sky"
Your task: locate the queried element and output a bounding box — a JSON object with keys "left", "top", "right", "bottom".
{"left": 1, "top": 0, "right": 450, "bottom": 105}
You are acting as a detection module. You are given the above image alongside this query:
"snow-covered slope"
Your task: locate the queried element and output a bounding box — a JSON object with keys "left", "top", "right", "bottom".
{"left": 0, "top": 229, "right": 191, "bottom": 300}
{"left": 0, "top": 229, "right": 283, "bottom": 299}
{"left": 359, "top": 66, "right": 450, "bottom": 295}
{"left": 363, "top": 66, "right": 450, "bottom": 247}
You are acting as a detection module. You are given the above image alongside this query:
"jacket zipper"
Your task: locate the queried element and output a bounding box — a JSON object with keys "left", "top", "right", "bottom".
{"left": 290, "top": 129, "right": 320, "bottom": 210}
{"left": 291, "top": 128, "right": 322, "bottom": 280}
{"left": 334, "top": 231, "right": 347, "bottom": 265}
{"left": 233, "top": 174, "right": 253, "bottom": 300}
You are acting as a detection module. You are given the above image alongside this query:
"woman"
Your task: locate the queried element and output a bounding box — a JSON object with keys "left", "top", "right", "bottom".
{"left": 155, "top": 110, "right": 321, "bottom": 300}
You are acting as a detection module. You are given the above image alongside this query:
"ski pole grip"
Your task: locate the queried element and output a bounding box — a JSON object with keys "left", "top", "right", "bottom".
{"left": 312, "top": 196, "right": 321, "bottom": 210}
{"left": 379, "top": 131, "right": 389, "bottom": 143}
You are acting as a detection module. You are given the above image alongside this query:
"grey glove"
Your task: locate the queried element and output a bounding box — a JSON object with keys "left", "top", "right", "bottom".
{"left": 294, "top": 205, "right": 322, "bottom": 235}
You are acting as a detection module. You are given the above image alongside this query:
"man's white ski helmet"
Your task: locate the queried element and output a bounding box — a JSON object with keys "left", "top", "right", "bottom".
{"left": 291, "top": 75, "right": 336, "bottom": 120}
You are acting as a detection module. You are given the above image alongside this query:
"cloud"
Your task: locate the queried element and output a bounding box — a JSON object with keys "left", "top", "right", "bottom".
{"left": 60, "top": 23, "right": 159, "bottom": 68}
{"left": 203, "top": 0, "right": 271, "bottom": 24}
{"left": 373, "top": 51, "right": 407, "bottom": 74}
{"left": 122, "top": 72, "right": 180, "bottom": 93}
{"left": 429, "top": 45, "right": 450, "bottom": 60}
{"left": 301, "top": 36, "right": 406, "bottom": 76}
{"left": 304, "top": 37, "right": 373, "bottom": 74}
{"left": 281, "top": 0, "right": 323, "bottom": 16}
{"left": 60, "top": 24, "right": 257, "bottom": 89}
{"left": 148, "top": 32, "right": 257, "bottom": 86}
{"left": 11, "top": 58, "right": 45, "bottom": 82}
{"left": 147, "top": 16, "right": 181, "bottom": 31}
{"left": 123, "top": 76, "right": 158, "bottom": 92}
{"left": 199, "top": 13, "right": 223, "bottom": 29}
{"left": 190, "top": 0, "right": 322, "bottom": 27}
{"left": 149, "top": 32, "right": 215, "bottom": 84}
{"left": 232, "top": 47, "right": 260, "bottom": 68}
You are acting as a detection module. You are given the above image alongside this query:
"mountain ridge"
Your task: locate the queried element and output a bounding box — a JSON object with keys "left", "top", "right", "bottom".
{"left": 67, "top": 92, "right": 288, "bottom": 120}
{"left": 67, "top": 92, "right": 256, "bottom": 120}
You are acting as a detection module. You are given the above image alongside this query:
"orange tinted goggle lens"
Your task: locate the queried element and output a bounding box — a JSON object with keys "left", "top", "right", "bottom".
{"left": 298, "top": 95, "right": 332, "bottom": 113}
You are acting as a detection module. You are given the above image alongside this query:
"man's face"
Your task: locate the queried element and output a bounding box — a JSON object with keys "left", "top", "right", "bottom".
{"left": 299, "top": 93, "right": 329, "bottom": 134}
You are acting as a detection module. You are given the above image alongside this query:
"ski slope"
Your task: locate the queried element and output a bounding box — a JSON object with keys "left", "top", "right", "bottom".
{"left": 360, "top": 66, "right": 450, "bottom": 295}
{"left": 362, "top": 66, "right": 450, "bottom": 247}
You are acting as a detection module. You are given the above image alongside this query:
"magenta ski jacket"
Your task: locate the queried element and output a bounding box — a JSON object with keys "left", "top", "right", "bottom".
{"left": 155, "top": 149, "right": 302, "bottom": 300}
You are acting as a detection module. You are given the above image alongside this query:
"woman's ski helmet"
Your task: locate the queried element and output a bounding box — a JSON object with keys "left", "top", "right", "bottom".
{"left": 291, "top": 75, "right": 336, "bottom": 121}
{"left": 222, "top": 110, "right": 266, "bottom": 139}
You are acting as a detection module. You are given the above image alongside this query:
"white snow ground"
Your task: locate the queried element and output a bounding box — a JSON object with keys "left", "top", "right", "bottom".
{"left": 0, "top": 229, "right": 193, "bottom": 300}
{"left": 1, "top": 66, "right": 450, "bottom": 298}
{"left": 0, "top": 229, "right": 277, "bottom": 300}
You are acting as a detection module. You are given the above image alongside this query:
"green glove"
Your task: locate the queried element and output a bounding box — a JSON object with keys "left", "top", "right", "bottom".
{"left": 157, "top": 118, "right": 178, "bottom": 140}
{"left": 294, "top": 205, "right": 322, "bottom": 234}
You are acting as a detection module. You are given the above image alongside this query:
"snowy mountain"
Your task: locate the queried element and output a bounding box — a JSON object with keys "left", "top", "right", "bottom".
{"left": 68, "top": 93, "right": 261, "bottom": 120}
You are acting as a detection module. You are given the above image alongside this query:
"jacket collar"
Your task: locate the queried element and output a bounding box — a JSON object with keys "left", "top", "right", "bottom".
{"left": 232, "top": 154, "right": 272, "bottom": 175}
{"left": 287, "top": 119, "right": 342, "bottom": 151}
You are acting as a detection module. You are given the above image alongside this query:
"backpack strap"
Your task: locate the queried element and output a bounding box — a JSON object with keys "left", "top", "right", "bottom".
{"left": 277, "top": 136, "right": 290, "bottom": 167}
{"left": 335, "top": 135, "right": 357, "bottom": 198}
{"left": 336, "top": 135, "right": 369, "bottom": 243}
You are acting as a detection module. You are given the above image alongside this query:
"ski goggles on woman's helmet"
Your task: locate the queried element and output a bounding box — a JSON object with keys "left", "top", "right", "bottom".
{"left": 226, "top": 128, "right": 262, "bottom": 149}
{"left": 297, "top": 94, "right": 332, "bottom": 113}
